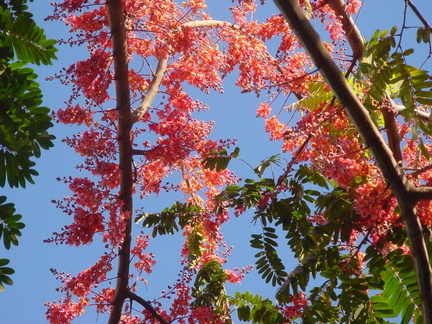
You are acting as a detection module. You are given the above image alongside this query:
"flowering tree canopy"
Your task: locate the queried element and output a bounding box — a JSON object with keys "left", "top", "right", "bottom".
{"left": 45, "top": 0, "right": 432, "bottom": 323}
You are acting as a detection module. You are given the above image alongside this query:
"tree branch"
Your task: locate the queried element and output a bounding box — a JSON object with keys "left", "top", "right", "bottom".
{"left": 383, "top": 94, "right": 403, "bottom": 163}
{"left": 326, "top": 1, "right": 403, "bottom": 164}
{"left": 106, "top": 1, "right": 134, "bottom": 323}
{"left": 132, "top": 58, "right": 168, "bottom": 123}
{"left": 393, "top": 102, "right": 431, "bottom": 121}
{"left": 327, "top": 0, "right": 363, "bottom": 59}
{"left": 131, "top": 20, "right": 235, "bottom": 124}
{"left": 412, "top": 186, "right": 432, "bottom": 201}
{"left": 406, "top": 0, "right": 432, "bottom": 32}
{"left": 273, "top": 1, "right": 432, "bottom": 322}
{"left": 126, "top": 290, "right": 170, "bottom": 324}
{"left": 274, "top": 0, "right": 411, "bottom": 192}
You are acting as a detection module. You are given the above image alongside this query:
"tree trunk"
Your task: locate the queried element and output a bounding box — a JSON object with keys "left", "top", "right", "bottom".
{"left": 106, "top": 1, "right": 134, "bottom": 323}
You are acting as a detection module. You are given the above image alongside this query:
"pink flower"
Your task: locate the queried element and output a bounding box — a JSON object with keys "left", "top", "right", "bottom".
{"left": 264, "top": 116, "right": 285, "bottom": 140}
{"left": 224, "top": 269, "right": 243, "bottom": 283}
{"left": 256, "top": 102, "right": 272, "bottom": 118}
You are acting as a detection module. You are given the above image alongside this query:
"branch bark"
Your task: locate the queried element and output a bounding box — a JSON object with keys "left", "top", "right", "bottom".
{"left": 394, "top": 102, "right": 431, "bottom": 121}
{"left": 412, "top": 186, "right": 432, "bottom": 201}
{"left": 106, "top": 1, "right": 134, "bottom": 323}
{"left": 273, "top": 1, "right": 432, "bottom": 322}
{"left": 327, "top": 0, "right": 363, "bottom": 59}
{"left": 126, "top": 290, "right": 170, "bottom": 324}
{"left": 383, "top": 95, "right": 403, "bottom": 163}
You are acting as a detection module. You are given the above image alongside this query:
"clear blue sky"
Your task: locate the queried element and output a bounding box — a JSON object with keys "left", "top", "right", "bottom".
{"left": 0, "top": 1, "right": 430, "bottom": 323}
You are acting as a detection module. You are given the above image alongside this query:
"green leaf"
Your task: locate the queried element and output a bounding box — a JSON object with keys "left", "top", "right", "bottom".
{"left": 415, "top": 97, "right": 432, "bottom": 105}
{"left": 416, "top": 27, "right": 424, "bottom": 43}
{"left": 254, "top": 155, "right": 282, "bottom": 178}
{"left": 0, "top": 258, "right": 10, "bottom": 266}
{"left": 403, "top": 48, "right": 414, "bottom": 56}
{"left": 0, "top": 7, "right": 57, "bottom": 65}
{"left": 202, "top": 147, "right": 239, "bottom": 171}
{"left": 237, "top": 305, "right": 251, "bottom": 321}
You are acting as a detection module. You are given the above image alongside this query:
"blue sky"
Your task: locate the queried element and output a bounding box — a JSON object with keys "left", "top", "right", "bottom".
{"left": 0, "top": 0, "right": 430, "bottom": 323}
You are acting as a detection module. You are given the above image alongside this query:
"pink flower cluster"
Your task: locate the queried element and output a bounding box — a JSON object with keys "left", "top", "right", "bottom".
{"left": 278, "top": 292, "right": 308, "bottom": 320}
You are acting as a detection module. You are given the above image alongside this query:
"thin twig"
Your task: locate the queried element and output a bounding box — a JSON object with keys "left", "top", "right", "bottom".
{"left": 406, "top": 0, "right": 432, "bottom": 32}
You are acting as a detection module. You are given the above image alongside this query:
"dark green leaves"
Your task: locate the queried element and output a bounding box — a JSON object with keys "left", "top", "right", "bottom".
{"left": 251, "top": 227, "right": 287, "bottom": 286}
{"left": 0, "top": 8, "right": 56, "bottom": 188}
{"left": 0, "top": 61, "right": 55, "bottom": 187}
{"left": 215, "top": 160, "right": 419, "bottom": 323}
{"left": 0, "top": 258, "right": 14, "bottom": 291}
{"left": 0, "top": 0, "right": 56, "bottom": 290}
{"left": 191, "top": 261, "right": 228, "bottom": 309}
{"left": 0, "top": 196, "right": 24, "bottom": 250}
{"left": 0, "top": 196, "right": 23, "bottom": 291}
{"left": 202, "top": 147, "right": 239, "bottom": 171}
{"left": 213, "top": 177, "right": 276, "bottom": 215}
{"left": 135, "top": 202, "right": 200, "bottom": 237}
{"left": 231, "top": 291, "right": 287, "bottom": 324}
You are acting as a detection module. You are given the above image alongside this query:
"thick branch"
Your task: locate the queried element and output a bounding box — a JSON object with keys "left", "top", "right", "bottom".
{"left": 412, "top": 186, "right": 432, "bottom": 201}
{"left": 181, "top": 19, "right": 228, "bottom": 28}
{"left": 106, "top": 1, "right": 134, "bottom": 323}
{"left": 273, "top": 1, "right": 432, "bottom": 322}
{"left": 383, "top": 95, "right": 403, "bottom": 163}
{"left": 126, "top": 290, "right": 170, "bottom": 324}
{"left": 327, "top": 0, "right": 363, "bottom": 59}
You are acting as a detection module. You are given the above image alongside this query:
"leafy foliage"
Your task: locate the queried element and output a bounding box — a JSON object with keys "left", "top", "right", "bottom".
{"left": 0, "top": 195, "right": 22, "bottom": 290}
{"left": 251, "top": 227, "right": 287, "bottom": 286}
{"left": 0, "top": 3, "right": 57, "bottom": 65}
{"left": 0, "top": 61, "right": 54, "bottom": 188}
{"left": 358, "top": 27, "right": 432, "bottom": 137}
{"left": 202, "top": 147, "right": 240, "bottom": 172}
{"left": 135, "top": 202, "right": 201, "bottom": 237}
{"left": 0, "top": 196, "right": 23, "bottom": 250}
{"left": 0, "top": 258, "right": 14, "bottom": 291}
{"left": 214, "top": 153, "right": 429, "bottom": 323}
{"left": 0, "top": 0, "right": 56, "bottom": 290}
{"left": 191, "top": 260, "right": 229, "bottom": 309}
{"left": 230, "top": 291, "right": 287, "bottom": 323}
{"left": 366, "top": 247, "right": 423, "bottom": 324}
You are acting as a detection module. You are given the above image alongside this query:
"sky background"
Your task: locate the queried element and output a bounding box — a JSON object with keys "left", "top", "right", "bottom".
{"left": 1, "top": 0, "right": 431, "bottom": 323}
